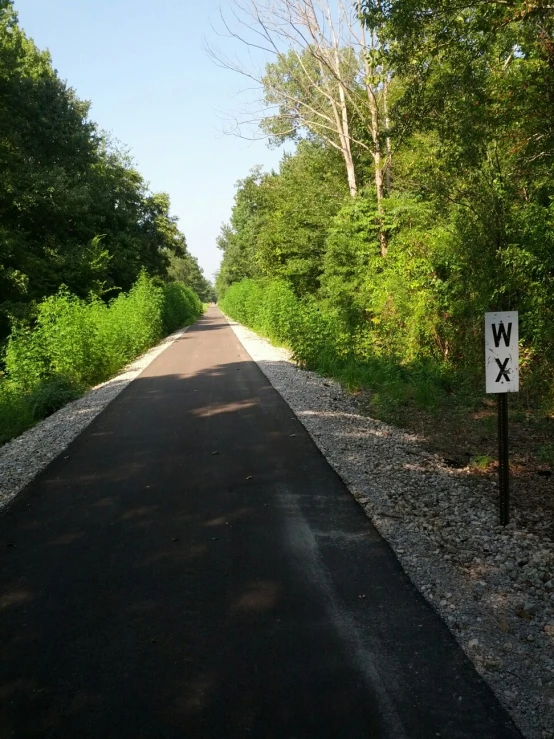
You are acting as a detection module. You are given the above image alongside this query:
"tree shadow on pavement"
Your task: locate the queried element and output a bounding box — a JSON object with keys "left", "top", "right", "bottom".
{"left": 0, "top": 353, "right": 522, "bottom": 739}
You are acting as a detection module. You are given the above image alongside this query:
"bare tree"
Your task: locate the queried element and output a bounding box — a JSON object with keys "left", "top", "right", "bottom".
{"left": 208, "top": 0, "right": 390, "bottom": 254}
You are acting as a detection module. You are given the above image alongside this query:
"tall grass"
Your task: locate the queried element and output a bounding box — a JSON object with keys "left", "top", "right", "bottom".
{"left": 0, "top": 274, "right": 203, "bottom": 444}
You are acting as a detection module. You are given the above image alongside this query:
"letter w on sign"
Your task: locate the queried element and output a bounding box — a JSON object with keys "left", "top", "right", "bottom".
{"left": 485, "top": 312, "right": 519, "bottom": 393}
{"left": 492, "top": 322, "right": 512, "bottom": 348}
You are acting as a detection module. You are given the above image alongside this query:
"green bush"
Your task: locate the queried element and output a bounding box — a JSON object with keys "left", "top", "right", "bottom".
{"left": 92, "top": 274, "right": 165, "bottom": 376}
{"left": 221, "top": 279, "right": 295, "bottom": 345}
{"left": 220, "top": 277, "right": 459, "bottom": 414}
{"left": 0, "top": 381, "right": 35, "bottom": 444}
{"left": 28, "top": 376, "right": 83, "bottom": 419}
{"left": 0, "top": 274, "right": 203, "bottom": 444}
{"left": 221, "top": 279, "right": 353, "bottom": 368}
{"left": 162, "top": 282, "right": 203, "bottom": 334}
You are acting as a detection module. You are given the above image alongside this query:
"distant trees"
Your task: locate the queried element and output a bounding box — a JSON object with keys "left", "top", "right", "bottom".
{"left": 165, "top": 251, "right": 215, "bottom": 303}
{"left": 216, "top": 142, "right": 347, "bottom": 297}
{"left": 0, "top": 1, "right": 211, "bottom": 344}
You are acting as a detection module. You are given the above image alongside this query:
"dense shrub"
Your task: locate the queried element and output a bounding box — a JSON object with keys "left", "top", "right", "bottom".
{"left": 220, "top": 277, "right": 458, "bottom": 412}
{"left": 162, "top": 282, "right": 203, "bottom": 335}
{"left": 221, "top": 279, "right": 353, "bottom": 367}
{"left": 28, "top": 376, "right": 83, "bottom": 419}
{"left": 0, "top": 382, "right": 35, "bottom": 444}
{"left": 0, "top": 274, "right": 203, "bottom": 444}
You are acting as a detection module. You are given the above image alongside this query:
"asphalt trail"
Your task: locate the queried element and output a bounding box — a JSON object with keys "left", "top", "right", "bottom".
{"left": 1, "top": 307, "right": 521, "bottom": 738}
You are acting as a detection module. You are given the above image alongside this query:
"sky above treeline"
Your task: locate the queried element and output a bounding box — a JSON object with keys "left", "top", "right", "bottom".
{"left": 14, "top": 0, "right": 287, "bottom": 282}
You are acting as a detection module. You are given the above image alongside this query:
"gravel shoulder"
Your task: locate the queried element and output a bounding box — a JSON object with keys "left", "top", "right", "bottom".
{"left": 226, "top": 316, "right": 554, "bottom": 739}
{"left": 0, "top": 326, "right": 190, "bottom": 510}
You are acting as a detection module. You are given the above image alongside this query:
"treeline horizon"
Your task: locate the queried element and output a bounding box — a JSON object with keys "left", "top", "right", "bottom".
{"left": 0, "top": 0, "right": 213, "bottom": 350}
{"left": 216, "top": 0, "right": 554, "bottom": 410}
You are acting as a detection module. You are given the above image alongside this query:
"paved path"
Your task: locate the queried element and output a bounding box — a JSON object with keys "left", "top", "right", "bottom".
{"left": 1, "top": 308, "right": 521, "bottom": 738}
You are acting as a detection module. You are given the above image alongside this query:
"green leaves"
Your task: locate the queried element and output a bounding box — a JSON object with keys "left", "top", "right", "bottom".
{"left": 217, "top": 0, "right": 554, "bottom": 412}
{"left": 0, "top": 275, "right": 204, "bottom": 443}
{"left": 3, "top": 274, "right": 203, "bottom": 393}
{"left": 162, "top": 283, "right": 203, "bottom": 334}
{"left": 216, "top": 143, "right": 348, "bottom": 299}
{"left": 0, "top": 3, "right": 205, "bottom": 347}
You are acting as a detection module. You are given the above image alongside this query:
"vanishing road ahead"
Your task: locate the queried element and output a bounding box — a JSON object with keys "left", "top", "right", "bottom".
{"left": 1, "top": 307, "right": 521, "bottom": 738}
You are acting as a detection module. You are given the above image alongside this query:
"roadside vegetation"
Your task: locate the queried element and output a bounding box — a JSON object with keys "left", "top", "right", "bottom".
{"left": 216, "top": 0, "right": 554, "bottom": 472}
{"left": 0, "top": 275, "right": 203, "bottom": 444}
{"left": 0, "top": 2, "right": 211, "bottom": 443}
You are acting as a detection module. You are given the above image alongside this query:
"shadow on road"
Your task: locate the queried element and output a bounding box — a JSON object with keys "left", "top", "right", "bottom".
{"left": 0, "top": 317, "right": 521, "bottom": 738}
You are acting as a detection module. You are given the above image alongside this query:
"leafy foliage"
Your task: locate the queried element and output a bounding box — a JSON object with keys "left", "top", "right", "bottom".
{"left": 162, "top": 282, "right": 203, "bottom": 335}
{"left": 0, "top": 274, "right": 203, "bottom": 444}
{"left": 217, "top": 0, "right": 554, "bottom": 414}
{"left": 165, "top": 251, "right": 215, "bottom": 303}
{"left": 0, "top": 2, "right": 212, "bottom": 344}
{"left": 220, "top": 278, "right": 457, "bottom": 413}
{"left": 216, "top": 143, "right": 348, "bottom": 297}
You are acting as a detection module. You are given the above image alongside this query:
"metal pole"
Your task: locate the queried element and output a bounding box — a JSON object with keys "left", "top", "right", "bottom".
{"left": 498, "top": 393, "right": 509, "bottom": 526}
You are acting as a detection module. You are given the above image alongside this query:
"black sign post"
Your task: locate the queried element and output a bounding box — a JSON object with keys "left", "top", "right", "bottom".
{"left": 498, "top": 393, "right": 510, "bottom": 526}
{"left": 485, "top": 312, "right": 519, "bottom": 527}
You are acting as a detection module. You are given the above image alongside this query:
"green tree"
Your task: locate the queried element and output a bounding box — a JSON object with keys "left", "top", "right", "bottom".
{"left": 166, "top": 250, "right": 215, "bottom": 302}
{"left": 255, "top": 142, "right": 348, "bottom": 294}
{"left": 216, "top": 167, "right": 269, "bottom": 296}
{"left": 217, "top": 143, "right": 347, "bottom": 297}
{"left": 0, "top": 1, "right": 204, "bottom": 344}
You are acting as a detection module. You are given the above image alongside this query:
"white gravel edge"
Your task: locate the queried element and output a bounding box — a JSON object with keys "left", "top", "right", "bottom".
{"left": 225, "top": 314, "right": 554, "bottom": 739}
{"left": 0, "top": 326, "right": 190, "bottom": 510}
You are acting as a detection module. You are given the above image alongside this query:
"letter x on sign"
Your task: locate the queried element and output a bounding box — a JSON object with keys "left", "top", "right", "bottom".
{"left": 495, "top": 358, "right": 510, "bottom": 383}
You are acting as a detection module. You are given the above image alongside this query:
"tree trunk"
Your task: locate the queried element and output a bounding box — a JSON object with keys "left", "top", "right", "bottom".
{"left": 321, "top": 47, "right": 358, "bottom": 198}
{"left": 344, "top": 150, "right": 357, "bottom": 197}
{"left": 383, "top": 77, "right": 392, "bottom": 195}
{"left": 367, "top": 88, "right": 387, "bottom": 256}
{"left": 362, "top": 28, "right": 387, "bottom": 255}
{"left": 337, "top": 79, "right": 357, "bottom": 197}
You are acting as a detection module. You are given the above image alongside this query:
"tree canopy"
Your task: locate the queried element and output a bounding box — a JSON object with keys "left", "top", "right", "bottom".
{"left": 216, "top": 0, "right": 554, "bottom": 400}
{"left": 0, "top": 1, "right": 211, "bottom": 342}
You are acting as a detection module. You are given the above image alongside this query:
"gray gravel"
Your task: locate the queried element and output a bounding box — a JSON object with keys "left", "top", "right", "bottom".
{"left": 227, "top": 316, "right": 554, "bottom": 739}
{"left": 0, "top": 326, "right": 190, "bottom": 511}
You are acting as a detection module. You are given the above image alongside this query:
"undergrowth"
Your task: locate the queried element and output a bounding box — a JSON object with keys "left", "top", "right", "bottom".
{"left": 0, "top": 275, "right": 203, "bottom": 444}
{"left": 220, "top": 278, "right": 549, "bottom": 430}
{"left": 220, "top": 278, "right": 476, "bottom": 413}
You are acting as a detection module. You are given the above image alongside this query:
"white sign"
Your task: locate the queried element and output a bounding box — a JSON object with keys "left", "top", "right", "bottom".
{"left": 485, "top": 311, "right": 519, "bottom": 393}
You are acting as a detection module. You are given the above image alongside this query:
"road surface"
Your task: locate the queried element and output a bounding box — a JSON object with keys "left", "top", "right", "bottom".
{"left": 0, "top": 307, "right": 521, "bottom": 737}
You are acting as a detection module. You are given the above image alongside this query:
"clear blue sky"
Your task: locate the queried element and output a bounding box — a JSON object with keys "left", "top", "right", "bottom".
{"left": 14, "top": 0, "right": 286, "bottom": 282}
